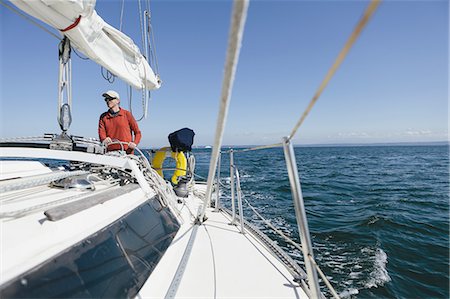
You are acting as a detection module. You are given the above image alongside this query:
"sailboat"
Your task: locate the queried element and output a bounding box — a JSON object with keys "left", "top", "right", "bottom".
{"left": 0, "top": 0, "right": 380, "bottom": 298}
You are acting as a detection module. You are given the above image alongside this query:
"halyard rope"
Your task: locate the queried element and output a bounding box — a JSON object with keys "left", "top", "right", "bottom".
{"left": 288, "top": 0, "right": 381, "bottom": 142}
{"left": 119, "top": 0, "right": 125, "bottom": 31}
{"left": 220, "top": 0, "right": 381, "bottom": 154}
{"left": 0, "top": 0, "right": 61, "bottom": 40}
{"left": 199, "top": 0, "right": 249, "bottom": 222}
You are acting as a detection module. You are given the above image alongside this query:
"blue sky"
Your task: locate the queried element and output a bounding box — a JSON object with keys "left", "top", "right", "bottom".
{"left": 1, "top": 0, "right": 448, "bottom": 147}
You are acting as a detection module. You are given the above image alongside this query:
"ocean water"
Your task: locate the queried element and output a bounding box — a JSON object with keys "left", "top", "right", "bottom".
{"left": 191, "top": 145, "right": 449, "bottom": 298}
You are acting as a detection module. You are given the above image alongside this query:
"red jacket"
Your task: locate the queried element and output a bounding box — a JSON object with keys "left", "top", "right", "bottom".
{"left": 98, "top": 108, "right": 142, "bottom": 153}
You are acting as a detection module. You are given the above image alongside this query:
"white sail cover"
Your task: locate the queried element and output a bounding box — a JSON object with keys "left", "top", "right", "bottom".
{"left": 11, "top": 0, "right": 161, "bottom": 90}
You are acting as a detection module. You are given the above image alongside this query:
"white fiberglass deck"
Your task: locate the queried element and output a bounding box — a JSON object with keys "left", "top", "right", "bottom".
{"left": 0, "top": 174, "right": 152, "bottom": 286}
{"left": 0, "top": 158, "right": 309, "bottom": 298}
{"left": 139, "top": 184, "right": 308, "bottom": 298}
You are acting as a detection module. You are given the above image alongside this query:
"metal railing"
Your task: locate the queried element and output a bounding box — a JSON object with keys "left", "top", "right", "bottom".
{"left": 282, "top": 137, "right": 321, "bottom": 298}
{"left": 233, "top": 166, "right": 245, "bottom": 234}
{"left": 229, "top": 150, "right": 237, "bottom": 222}
{"left": 213, "top": 138, "right": 340, "bottom": 299}
{"left": 214, "top": 152, "right": 221, "bottom": 211}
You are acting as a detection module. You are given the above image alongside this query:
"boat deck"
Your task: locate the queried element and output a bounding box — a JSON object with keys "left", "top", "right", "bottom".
{"left": 139, "top": 184, "right": 308, "bottom": 298}
{"left": 0, "top": 159, "right": 309, "bottom": 298}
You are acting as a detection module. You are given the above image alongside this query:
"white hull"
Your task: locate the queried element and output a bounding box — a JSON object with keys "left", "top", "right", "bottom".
{"left": 0, "top": 145, "right": 311, "bottom": 298}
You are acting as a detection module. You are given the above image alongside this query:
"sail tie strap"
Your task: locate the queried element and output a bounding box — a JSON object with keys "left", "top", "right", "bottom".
{"left": 60, "top": 15, "right": 81, "bottom": 32}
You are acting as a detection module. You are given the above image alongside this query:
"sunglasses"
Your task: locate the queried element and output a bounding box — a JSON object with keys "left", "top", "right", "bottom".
{"left": 104, "top": 97, "right": 116, "bottom": 102}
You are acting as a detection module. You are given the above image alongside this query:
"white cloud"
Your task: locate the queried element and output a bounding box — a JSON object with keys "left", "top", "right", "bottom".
{"left": 336, "top": 132, "right": 371, "bottom": 138}
{"left": 404, "top": 129, "right": 432, "bottom": 136}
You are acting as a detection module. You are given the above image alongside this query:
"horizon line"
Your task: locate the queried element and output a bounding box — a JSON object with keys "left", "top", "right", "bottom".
{"left": 156, "top": 140, "right": 448, "bottom": 150}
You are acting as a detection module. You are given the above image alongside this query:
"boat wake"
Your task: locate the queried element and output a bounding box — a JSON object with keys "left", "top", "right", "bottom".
{"left": 338, "top": 247, "right": 391, "bottom": 298}
{"left": 339, "top": 288, "right": 359, "bottom": 298}
{"left": 364, "top": 248, "right": 391, "bottom": 289}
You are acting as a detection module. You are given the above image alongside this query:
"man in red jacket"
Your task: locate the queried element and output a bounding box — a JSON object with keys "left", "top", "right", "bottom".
{"left": 98, "top": 90, "right": 142, "bottom": 154}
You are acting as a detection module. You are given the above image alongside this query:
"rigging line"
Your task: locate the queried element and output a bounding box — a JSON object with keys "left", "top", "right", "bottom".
{"left": 146, "top": 0, "right": 151, "bottom": 13}
{"left": 137, "top": 0, "right": 151, "bottom": 120}
{"left": 145, "top": 0, "right": 151, "bottom": 59}
{"left": 143, "top": 0, "right": 160, "bottom": 78}
{"left": 242, "top": 195, "right": 303, "bottom": 253}
{"left": 128, "top": 85, "right": 133, "bottom": 114}
{"left": 72, "top": 47, "right": 89, "bottom": 60}
{"left": 146, "top": 13, "right": 155, "bottom": 68}
{"left": 241, "top": 192, "right": 340, "bottom": 298}
{"left": 231, "top": 142, "right": 283, "bottom": 153}
{"left": 134, "top": 88, "right": 146, "bottom": 121}
{"left": 147, "top": 90, "right": 152, "bottom": 116}
{"left": 101, "top": 66, "right": 115, "bottom": 83}
{"left": 149, "top": 22, "right": 160, "bottom": 74}
{"left": 0, "top": 0, "right": 61, "bottom": 40}
{"left": 307, "top": 255, "right": 341, "bottom": 299}
{"left": 119, "top": 0, "right": 125, "bottom": 31}
{"left": 146, "top": 8, "right": 160, "bottom": 75}
{"left": 287, "top": 0, "right": 382, "bottom": 142}
{"left": 199, "top": 0, "right": 250, "bottom": 222}
{"left": 148, "top": 26, "right": 155, "bottom": 74}
{"left": 193, "top": 173, "right": 208, "bottom": 181}
{"left": 137, "top": 0, "right": 146, "bottom": 53}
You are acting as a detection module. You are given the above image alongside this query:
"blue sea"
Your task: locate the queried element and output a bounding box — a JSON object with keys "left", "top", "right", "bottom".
{"left": 190, "top": 144, "right": 449, "bottom": 298}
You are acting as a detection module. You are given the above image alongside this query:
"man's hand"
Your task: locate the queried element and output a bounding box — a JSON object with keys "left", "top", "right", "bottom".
{"left": 128, "top": 142, "right": 137, "bottom": 149}
{"left": 103, "top": 137, "right": 112, "bottom": 145}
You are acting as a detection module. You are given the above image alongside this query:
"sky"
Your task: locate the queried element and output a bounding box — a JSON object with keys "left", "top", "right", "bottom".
{"left": 0, "top": 0, "right": 448, "bottom": 147}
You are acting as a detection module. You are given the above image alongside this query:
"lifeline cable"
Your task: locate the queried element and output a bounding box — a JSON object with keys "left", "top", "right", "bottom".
{"left": 236, "top": 174, "right": 341, "bottom": 298}
{"left": 231, "top": 142, "right": 283, "bottom": 153}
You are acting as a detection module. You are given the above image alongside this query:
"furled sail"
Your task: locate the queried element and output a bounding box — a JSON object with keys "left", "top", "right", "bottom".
{"left": 11, "top": 0, "right": 161, "bottom": 90}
